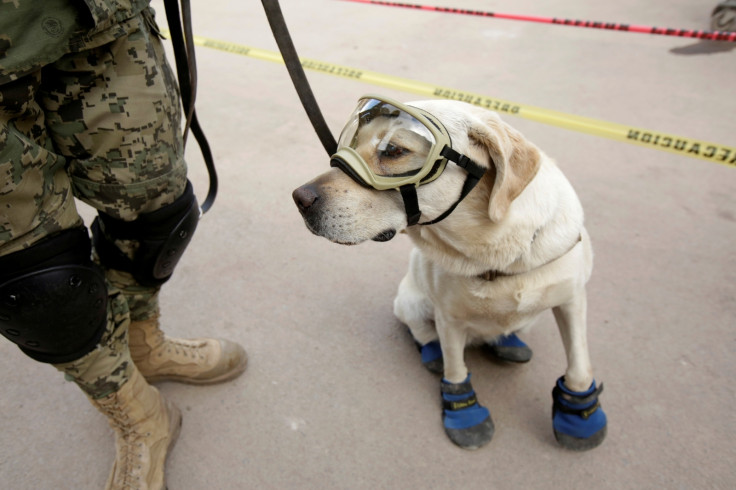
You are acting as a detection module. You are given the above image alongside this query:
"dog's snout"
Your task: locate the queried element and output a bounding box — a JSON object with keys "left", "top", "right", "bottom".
{"left": 292, "top": 185, "right": 320, "bottom": 215}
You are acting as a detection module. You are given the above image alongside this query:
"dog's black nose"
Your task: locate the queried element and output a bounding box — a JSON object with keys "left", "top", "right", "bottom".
{"left": 292, "top": 185, "right": 319, "bottom": 215}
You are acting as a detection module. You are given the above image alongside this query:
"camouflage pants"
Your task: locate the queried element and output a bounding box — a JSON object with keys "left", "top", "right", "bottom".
{"left": 0, "top": 9, "right": 187, "bottom": 398}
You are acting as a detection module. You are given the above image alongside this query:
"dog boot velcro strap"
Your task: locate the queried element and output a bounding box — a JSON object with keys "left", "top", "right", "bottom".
{"left": 552, "top": 376, "right": 607, "bottom": 451}
{"left": 441, "top": 375, "right": 494, "bottom": 450}
{"left": 417, "top": 340, "right": 444, "bottom": 374}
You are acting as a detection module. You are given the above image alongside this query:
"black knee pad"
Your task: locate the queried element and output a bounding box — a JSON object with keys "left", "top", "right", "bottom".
{"left": 0, "top": 228, "right": 108, "bottom": 363}
{"left": 91, "top": 180, "right": 199, "bottom": 287}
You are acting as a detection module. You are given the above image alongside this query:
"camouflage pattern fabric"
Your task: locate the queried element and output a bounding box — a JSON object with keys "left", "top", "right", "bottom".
{"left": 0, "top": 0, "right": 151, "bottom": 85}
{"left": 54, "top": 289, "right": 134, "bottom": 399}
{"left": 105, "top": 267, "right": 162, "bottom": 322}
{"left": 0, "top": 2, "right": 187, "bottom": 397}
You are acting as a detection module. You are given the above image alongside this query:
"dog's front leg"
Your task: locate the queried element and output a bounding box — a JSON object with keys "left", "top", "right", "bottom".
{"left": 552, "top": 290, "right": 593, "bottom": 392}
{"left": 551, "top": 291, "right": 607, "bottom": 450}
{"left": 436, "top": 318, "right": 468, "bottom": 384}
{"left": 436, "top": 315, "right": 494, "bottom": 450}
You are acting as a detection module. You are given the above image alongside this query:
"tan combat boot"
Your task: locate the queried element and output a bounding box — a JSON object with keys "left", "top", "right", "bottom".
{"left": 91, "top": 366, "right": 182, "bottom": 490}
{"left": 128, "top": 315, "right": 247, "bottom": 384}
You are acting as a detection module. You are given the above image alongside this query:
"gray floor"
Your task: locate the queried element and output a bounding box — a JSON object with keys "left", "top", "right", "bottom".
{"left": 1, "top": 1, "right": 735, "bottom": 488}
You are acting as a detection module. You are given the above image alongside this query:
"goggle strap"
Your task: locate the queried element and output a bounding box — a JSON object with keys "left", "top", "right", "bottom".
{"left": 399, "top": 184, "right": 422, "bottom": 226}
{"left": 420, "top": 171, "right": 481, "bottom": 226}
{"left": 419, "top": 158, "right": 445, "bottom": 184}
{"left": 399, "top": 149, "right": 487, "bottom": 227}
{"left": 440, "top": 147, "right": 487, "bottom": 180}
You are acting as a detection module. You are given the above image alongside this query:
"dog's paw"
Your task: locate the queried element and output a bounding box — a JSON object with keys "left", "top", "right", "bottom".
{"left": 552, "top": 376, "right": 607, "bottom": 450}
{"left": 485, "top": 333, "right": 533, "bottom": 363}
{"left": 441, "top": 375, "right": 494, "bottom": 450}
{"left": 417, "top": 340, "right": 444, "bottom": 374}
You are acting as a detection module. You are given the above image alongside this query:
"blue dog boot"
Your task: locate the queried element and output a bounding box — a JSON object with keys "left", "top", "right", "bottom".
{"left": 416, "top": 340, "right": 444, "bottom": 374}
{"left": 552, "top": 376, "right": 607, "bottom": 450}
{"left": 486, "top": 333, "right": 533, "bottom": 363}
{"left": 441, "top": 375, "right": 494, "bottom": 450}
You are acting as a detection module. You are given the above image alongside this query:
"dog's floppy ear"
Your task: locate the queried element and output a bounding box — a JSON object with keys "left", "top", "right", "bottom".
{"left": 468, "top": 112, "right": 542, "bottom": 222}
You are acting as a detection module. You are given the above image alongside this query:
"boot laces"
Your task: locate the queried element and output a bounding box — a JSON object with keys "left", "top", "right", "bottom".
{"left": 96, "top": 395, "right": 145, "bottom": 486}
{"left": 160, "top": 337, "right": 208, "bottom": 361}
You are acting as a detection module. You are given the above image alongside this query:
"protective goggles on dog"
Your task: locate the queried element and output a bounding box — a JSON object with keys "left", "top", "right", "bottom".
{"left": 330, "top": 95, "right": 487, "bottom": 226}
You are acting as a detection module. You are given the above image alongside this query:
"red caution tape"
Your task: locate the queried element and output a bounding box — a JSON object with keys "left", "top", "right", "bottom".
{"left": 340, "top": 0, "right": 736, "bottom": 42}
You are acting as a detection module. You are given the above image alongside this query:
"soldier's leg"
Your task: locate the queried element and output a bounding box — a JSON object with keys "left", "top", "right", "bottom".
{"left": 1, "top": 66, "right": 180, "bottom": 490}
{"left": 41, "top": 7, "right": 246, "bottom": 385}
{"left": 0, "top": 69, "right": 131, "bottom": 395}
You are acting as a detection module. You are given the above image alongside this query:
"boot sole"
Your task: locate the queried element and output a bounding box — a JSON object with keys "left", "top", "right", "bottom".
{"left": 484, "top": 344, "right": 533, "bottom": 363}
{"left": 445, "top": 416, "right": 495, "bottom": 450}
{"left": 554, "top": 425, "right": 606, "bottom": 451}
{"left": 164, "top": 400, "right": 183, "bottom": 490}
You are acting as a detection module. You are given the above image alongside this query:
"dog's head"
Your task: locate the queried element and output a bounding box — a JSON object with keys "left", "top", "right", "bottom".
{"left": 292, "top": 98, "right": 541, "bottom": 245}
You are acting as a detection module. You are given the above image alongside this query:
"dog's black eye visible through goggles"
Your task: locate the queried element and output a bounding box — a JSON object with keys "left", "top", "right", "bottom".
{"left": 330, "top": 95, "right": 487, "bottom": 226}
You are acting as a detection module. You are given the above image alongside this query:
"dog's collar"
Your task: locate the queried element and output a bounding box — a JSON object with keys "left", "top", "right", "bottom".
{"left": 478, "top": 269, "right": 511, "bottom": 281}
{"left": 478, "top": 234, "right": 583, "bottom": 282}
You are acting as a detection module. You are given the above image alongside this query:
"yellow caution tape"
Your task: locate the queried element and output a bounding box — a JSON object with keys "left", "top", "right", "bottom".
{"left": 181, "top": 32, "right": 735, "bottom": 168}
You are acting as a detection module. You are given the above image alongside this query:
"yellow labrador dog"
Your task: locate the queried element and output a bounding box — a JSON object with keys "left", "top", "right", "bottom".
{"left": 292, "top": 96, "right": 606, "bottom": 451}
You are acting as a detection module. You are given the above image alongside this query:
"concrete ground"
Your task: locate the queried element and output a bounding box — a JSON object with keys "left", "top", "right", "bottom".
{"left": 1, "top": 0, "right": 735, "bottom": 488}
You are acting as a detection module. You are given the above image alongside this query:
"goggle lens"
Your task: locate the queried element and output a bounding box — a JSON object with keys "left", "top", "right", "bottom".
{"left": 337, "top": 98, "right": 437, "bottom": 178}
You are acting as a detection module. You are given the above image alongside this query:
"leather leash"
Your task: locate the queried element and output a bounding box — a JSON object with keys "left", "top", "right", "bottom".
{"left": 163, "top": 0, "right": 218, "bottom": 213}
{"left": 261, "top": 0, "right": 338, "bottom": 156}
